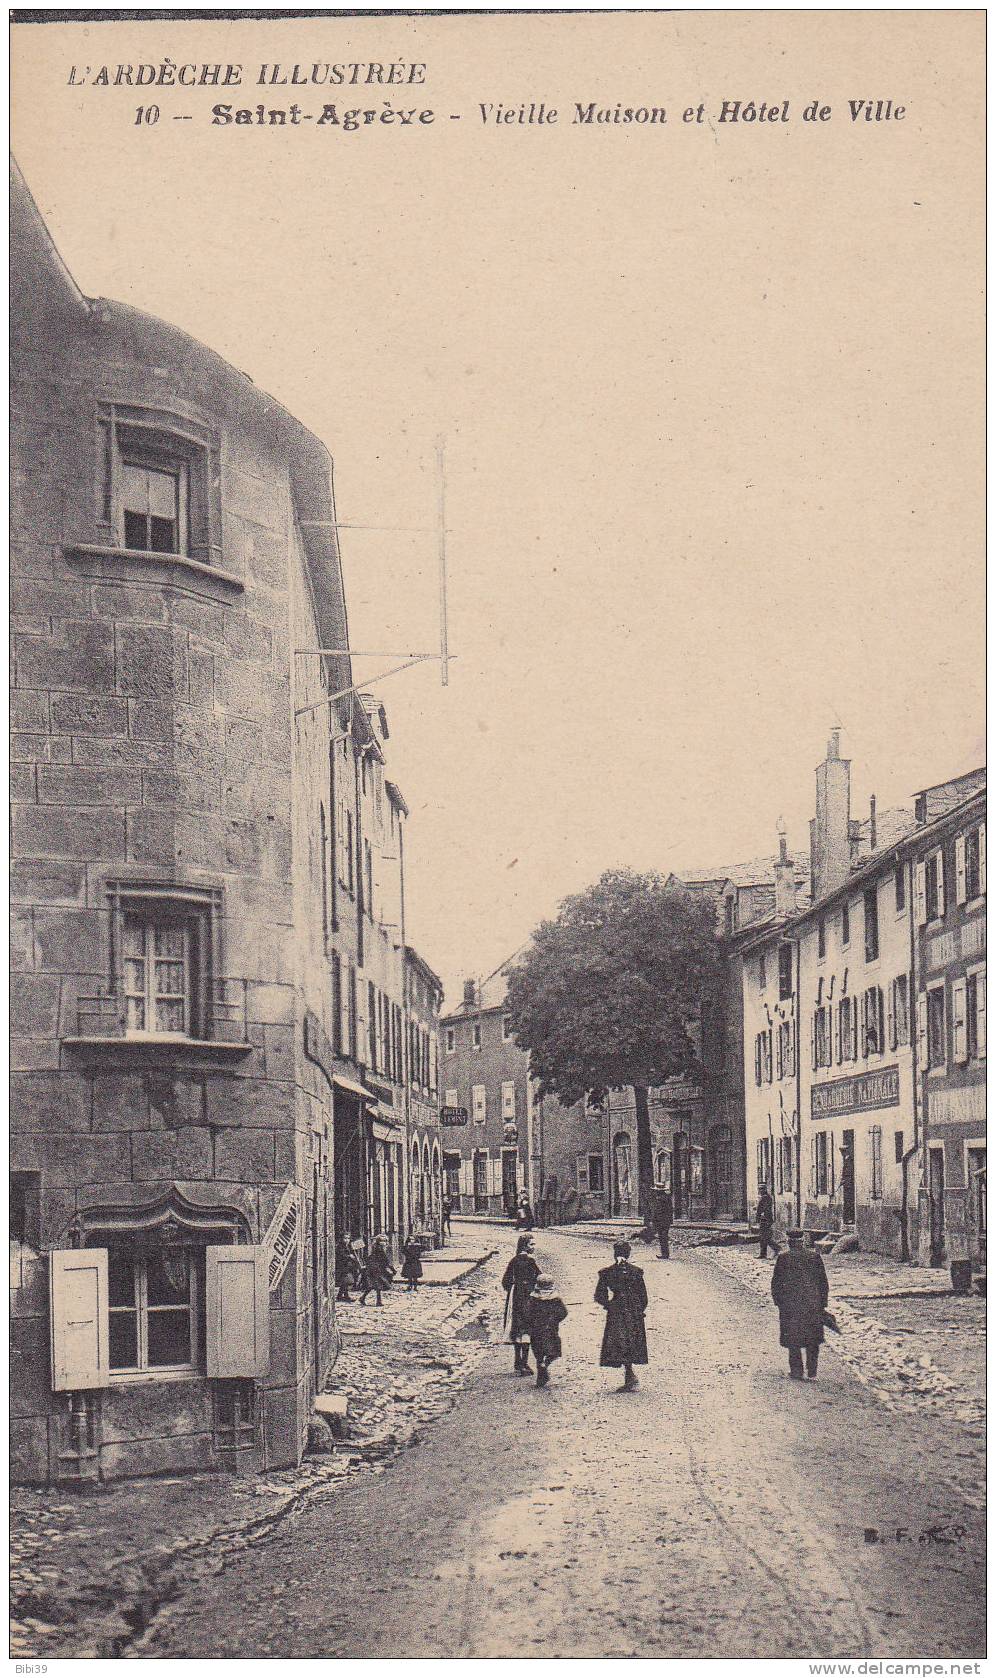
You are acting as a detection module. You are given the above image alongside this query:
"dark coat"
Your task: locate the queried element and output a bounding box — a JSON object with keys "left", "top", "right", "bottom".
{"left": 515, "top": 1202, "right": 535, "bottom": 1231}
{"left": 757, "top": 1193, "right": 775, "bottom": 1234}
{"left": 771, "top": 1247, "right": 829, "bottom": 1347}
{"left": 366, "top": 1246, "right": 395, "bottom": 1287}
{"left": 595, "top": 1260, "right": 649, "bottom": 1366}
{"left": 502, "top": 1252, "right": 540, "bottom": 1341}
{"left": 527, "top": 1294, "right": 568, "bottom": 1363}
{"left": 400, "top": 1240, "right": 423, "bottom": 1281}
{"left": 653, "top": 1191, "right": 674, "bottom": 1232}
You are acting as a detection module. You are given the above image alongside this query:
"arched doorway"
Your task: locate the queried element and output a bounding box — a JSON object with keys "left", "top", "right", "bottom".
{"left": 709, "top": 1124, "right": 736, "bottom": 1218}
{"left": 410, "top": 1139, "right": 422, "bottom": 1227}
{"left": 431, "top": 1141, "right": 442, "bottom": 1227}
{"left": 613, "top": 1131, "right": 633, "bottom": 1216}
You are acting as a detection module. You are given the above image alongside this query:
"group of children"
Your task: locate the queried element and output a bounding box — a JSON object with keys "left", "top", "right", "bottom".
{"left": 335, "top": 1231, "right": 427, "bottom": 1306}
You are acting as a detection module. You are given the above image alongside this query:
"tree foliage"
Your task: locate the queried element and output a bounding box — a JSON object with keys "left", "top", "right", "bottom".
{"left": 505, "top": 869, "right": 721, "bottom": 1214}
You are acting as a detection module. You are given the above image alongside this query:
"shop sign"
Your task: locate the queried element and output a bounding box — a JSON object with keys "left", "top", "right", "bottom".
{"left": 811, "top": 1065, "right": 899, "bottom": 1120}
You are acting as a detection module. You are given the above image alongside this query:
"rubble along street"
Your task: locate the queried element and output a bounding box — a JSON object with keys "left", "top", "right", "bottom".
{"left": 11, "top": 1226, "right": 984, "bottom": 1660}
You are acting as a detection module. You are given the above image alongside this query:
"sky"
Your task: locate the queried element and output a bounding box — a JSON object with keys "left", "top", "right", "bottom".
{"left": 11, "top": 12, "right": 985, "bottom": 1005}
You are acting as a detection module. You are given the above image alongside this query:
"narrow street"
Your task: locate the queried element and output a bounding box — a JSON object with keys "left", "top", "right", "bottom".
{"left": 135, "top": 1229, "right": 984, "bottom": 1660}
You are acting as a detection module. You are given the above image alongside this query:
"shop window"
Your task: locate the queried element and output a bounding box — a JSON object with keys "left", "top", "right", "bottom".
{"left": 105, "top": 1245, "right": 200, "bottom": 1374}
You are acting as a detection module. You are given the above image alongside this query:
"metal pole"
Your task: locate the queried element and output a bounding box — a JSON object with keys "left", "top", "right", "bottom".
{"left": 437, "top": 438, "right": 450, "bottom": 687}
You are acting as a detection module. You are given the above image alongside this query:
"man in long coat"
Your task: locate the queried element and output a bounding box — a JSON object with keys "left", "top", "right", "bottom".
{"left": 770, "top": 1227, "right": 829, "bottom": 1379}
{"left": 594, "top": 1240, "right": 648, "bottom": 1391}
{"left": 653, "top": 1187, "right": 674, "bottom": 1259}
{"left": 756, "top": 1186, "right": 776, "bottom": 1259}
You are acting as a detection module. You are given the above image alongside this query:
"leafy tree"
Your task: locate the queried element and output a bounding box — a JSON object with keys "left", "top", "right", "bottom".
{"left": 505, "top": 868, "right": 720, "bottom": 1220}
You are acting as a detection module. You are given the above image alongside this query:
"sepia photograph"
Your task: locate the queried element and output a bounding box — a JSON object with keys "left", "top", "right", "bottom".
{"left": 9, "top": 6, "right": 986, "bottom": 1665}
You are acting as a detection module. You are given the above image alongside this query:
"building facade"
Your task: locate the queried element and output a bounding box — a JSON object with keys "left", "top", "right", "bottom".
{"left": 908, "top": 773, "right": 986, "bottom": 1277}
{"left": 404, "top": 946, "right": 444, "bottom": 1241}
{"left": 9, "top": 165, "right": 416, "bottom": 1484}
{"left": 439, "top": 971, "right": 531, "bottom": 1215}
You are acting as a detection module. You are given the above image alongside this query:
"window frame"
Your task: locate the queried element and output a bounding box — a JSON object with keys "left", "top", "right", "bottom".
{"left": 106, "top": 1245, "right": 201, "bottom": 1378}
{"left": 105, "top": 882, "right": 221, "bottom": 1043}
{"left": 868, "top": 1125, "right": 883, "bottom": 1200}
{"left": 926, "top": 984, "right": 946, "bottom": 1071}
{"left": 863, "top": 886, "right": 879, "bottom": 963}
{"left": 778, "top": 944, "right": 793, "bottom": 1001}
{"left": 96, "top": 402, "right": 220, "bottom": 566}
{"left": 445, "top": 1026, "right": 456, "bottom": 1054}
{"left": 588, "top": 1153, "right": 605, "bottom": 1194}
{"left": 841, "top": 900, "right": 851, "bottom": 948}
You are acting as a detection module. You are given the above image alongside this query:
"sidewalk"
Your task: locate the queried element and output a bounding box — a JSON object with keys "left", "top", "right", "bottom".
{"left": 10, "top": 1253, "right": 504, "bottom": 1660}
{"left": 417, "top": 1227, "right": 499, "bottom": 1285}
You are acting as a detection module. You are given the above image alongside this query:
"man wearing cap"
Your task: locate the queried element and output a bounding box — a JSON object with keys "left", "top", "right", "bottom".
{"left": 594, "top": 1240, "right": 649, "bottom": 1392}
{"left": 770, "top": 1227, "right": 830, "bottom": 1380}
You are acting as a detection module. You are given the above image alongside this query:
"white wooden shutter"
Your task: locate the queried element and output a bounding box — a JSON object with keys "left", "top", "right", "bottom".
{"left": 914, "top": 861, "right": 927, "bottom": 925}
{"left": 444, "top": 1088, "right": 458, "bottom": 1109}
{"left": 952, "top": 979, "right": 968, "bottom": 1063}
{"left": 50, "top": 1249, "right": 110, "bottom": 1392}
{"left": 936, "top": 849, "right": 945, "bottom": 915}
{"left": 487, "top": 1155, "right": 501, "bottom": 1197}
{"left": 458, "top": 1159, "right": 473, "bottom": 1196}
{"left": 205, "top": 1246, "right": 269, "bottom": 1379}
{"left": 955, "top": 835, "right": 967, "bottom": 905}
{"left": 501, "top": 1080, "right": 516, "bottom": 1119}
{"left": 917, "top": 995, "right": 928, "bottom": 1067}
{"left": 472, "top": 1084, "right": 486, "bottom": 1123}
{"left": 979, "top": 824, "right": 986, "bottom": 894}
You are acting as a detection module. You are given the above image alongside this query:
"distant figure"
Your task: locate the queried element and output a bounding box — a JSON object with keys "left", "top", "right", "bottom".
{"left": 526, "top": 1274, "right": 568, "bottom": 1388}
{"left": 335, "top": 1232, "right": 361, "bottom": 1302}
{"left": 653, "top": 1187, "right": 674, "bottom": 1259}
{"left": 771, "top": 1228, "right": 830, "bottom": 1380}
{"left": 515, "top": 1195, "right": 535, "bottom": 1231}
{"left": 757, "top": 1187, "right": 776, "bottom": 1259}
{"left": 359, "top": 1236, "right": 395, "bottom": 1307}
{"left": 441, "top": 1194, "right": 453, "bottom": 1238}
{"left": 502, "top": 1234, "right": 540, "bottom": 1374}
{"left": 400, "top": 1234, "right": 424, "bottom": 1292}
{"left": 594, "top": 1240, "right": 649, "bottom": 1393}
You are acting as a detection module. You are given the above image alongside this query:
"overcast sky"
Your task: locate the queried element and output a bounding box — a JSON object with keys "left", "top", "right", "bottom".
{"left": 12, "top": 12, "right": 984, "bottom": 1004}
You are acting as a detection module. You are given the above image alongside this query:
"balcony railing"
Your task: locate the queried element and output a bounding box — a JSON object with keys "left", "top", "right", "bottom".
{"left": 73, "top": 977, "right": 251, "bottom": 1046}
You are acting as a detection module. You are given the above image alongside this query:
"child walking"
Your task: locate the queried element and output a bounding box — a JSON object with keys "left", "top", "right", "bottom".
{"left": 359, "top": 1235, "right": 395, "bottom": 1306}
{"left": 526, "top": 1273, "right": 568, "bottom": 1388}
{"left": 400, "top": 1233, "right": 424, "bottom": 1292}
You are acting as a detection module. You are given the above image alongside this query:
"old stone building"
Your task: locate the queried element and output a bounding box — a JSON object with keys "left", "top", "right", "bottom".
{"left": 9, "top": 163, "right": 416, "bottom": 1484}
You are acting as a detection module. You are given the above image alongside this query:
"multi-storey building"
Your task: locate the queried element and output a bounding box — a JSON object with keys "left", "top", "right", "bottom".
{"left": 9, "top": 164, "right": 417, "bottom": 1484}
{"left": 404, "top": 946, "right": 444, "bottom": 1240}
{"left": 908, "top": 770, "right": 986, "bottom": 1278}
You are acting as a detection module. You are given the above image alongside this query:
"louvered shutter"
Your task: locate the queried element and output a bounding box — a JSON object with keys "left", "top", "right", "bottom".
{"left": 754, "top": 1036, "right": 762, "bottom": 1086}
{"left": 952, "top": 979, "right": 969, "bottom": 1063}
{"left": 458, "top": 1158, "right": 473, "bottom": 1197}
{"left": 914, "top": 861, "right": 927, "bottom": 925}
{"left": 936, "top": 849, "right": 946, "bottom": 915}
{"left": 916, "top": 995, "right": 928, "bottom": 1067}
{"left": 976, "top": 974, "right": 987, "bottom": 1055}
{"left": 50, "top": 1249, "right": 110, "bottom": 1392}
{"left": 979, "top": 824, "right": 986, "bottom": 894}
{"left": 887, "top": 980, "right": 896, "bottom": 1051}
{"left": 955, "top": 835, "right": 967, "bottom": 905}
{"left": 834, "top": 1003, "right": 842, "bottom": 1064}
{"left": 205, "top": 1246, "right": 269, "bottom": 1379}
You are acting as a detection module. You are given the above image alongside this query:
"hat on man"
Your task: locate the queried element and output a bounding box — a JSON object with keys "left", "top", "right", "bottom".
{"left": 786, "top": 1227, "right": 804, "bottom": 1240}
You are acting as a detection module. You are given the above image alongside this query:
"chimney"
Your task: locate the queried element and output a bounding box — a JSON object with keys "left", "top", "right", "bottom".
{"left": 812, "top": 728, "right": 852, "bottom": 901}
{"left": 463, "top": 978, "right": 477, "bottom": 1009}
{"left": 869, "top": 794, "right": 877, "bottom": 851}
{"left": 774, "top": 819, "right": 796, "bottom": 918}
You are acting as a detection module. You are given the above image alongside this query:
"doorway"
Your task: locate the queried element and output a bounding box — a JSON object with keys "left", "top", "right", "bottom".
{"left": 710, "top": 1125, "right": 736, "bottom": 1217}
{"left": 840, "top": 1130, "right": 855, "bottom": 1224}
{"left": 613, "top": 1132, "right": 633, "bottom": 1216}
{"left": 473, "top": 1150, "right": 489, "bottom": 1212}
{"left": 673, "top": 1133, "right": 688, "bottom": 1218}
{"left": 929, "top": 1145, "right": 946, "bottom": 1265}
{"left": 501, "top": 1148, "right": 518, "bottom": 1213}
{"left": 967, "top": 1147, "right": 986, "bottom": 1263}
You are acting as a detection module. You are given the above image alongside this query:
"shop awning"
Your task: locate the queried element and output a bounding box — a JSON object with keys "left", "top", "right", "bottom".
{"left": 333, "top": 1073, "right": 379, "bottom": 1104}
{"left": 370, "top": 1117, "right": 403, "bottom": 1143}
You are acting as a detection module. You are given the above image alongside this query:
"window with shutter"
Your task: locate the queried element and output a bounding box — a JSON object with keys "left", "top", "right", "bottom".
{"left": 914, "top": 861, "right": 927, "bottom": 925}
{"left": 916, "top": 995, "right": 928, "bottom": 1067}
{"left": 50, "top": 1249, "right": 110, "bottom": 1392}
{"left": 205, "top": 1246, "right": 269, "bottom": 1379}
{"left": 955, "top": 834, "right": 968, "bottom": 905}
{"left": 952, "top": 978, "right": 968, "bottom": 1063}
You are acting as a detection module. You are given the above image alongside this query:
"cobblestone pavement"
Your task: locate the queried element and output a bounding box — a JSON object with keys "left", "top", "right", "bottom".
{"left": 95, "top": 1229, "right": 989, "bottom": 1660}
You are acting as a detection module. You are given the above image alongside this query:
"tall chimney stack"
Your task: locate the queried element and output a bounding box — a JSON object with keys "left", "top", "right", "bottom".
{"left": 869, "top": 794, "right": 877, "bottom": 851}
{"left": 812, "top": 728, "right": 852, "bottom": 901}
{"left": 463, "top": 978, "right": 477, "bottom": 1008}
{"left": 774, "top": 818, "right": 796, "bottom": 918}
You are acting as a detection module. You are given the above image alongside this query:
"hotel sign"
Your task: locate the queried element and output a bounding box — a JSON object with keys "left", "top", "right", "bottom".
{"left": 811, "top": 1065, "right": 900, "bottom": 1121}
{"left": 440, "top": 1106, "right": 469, "bottom": 1126}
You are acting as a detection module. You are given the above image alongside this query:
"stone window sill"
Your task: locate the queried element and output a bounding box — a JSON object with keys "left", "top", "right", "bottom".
{"left": 65, "top": 544, "right": 244, "bottom": 601}
{"left": 63, "top": 1036, "right": 252, "bottom": 1062}
{"left": 109, "top": 1368, "right": 203, "bottom": 1386}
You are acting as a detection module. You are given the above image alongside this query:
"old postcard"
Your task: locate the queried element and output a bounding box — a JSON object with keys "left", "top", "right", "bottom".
{"left": 9, "top": 7, "right": 985, "bottom": 1665}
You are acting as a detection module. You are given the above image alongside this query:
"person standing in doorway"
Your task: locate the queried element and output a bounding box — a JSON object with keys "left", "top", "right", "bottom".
{"left": 770, "top": 1228, "right": 830, "bottom": 1380}
{"left": 526, "top": 1274, "right": 568, "bottom": 1388}
{"left": 594, "top": 1240, "right": 648, "bottom": 1392}
{"left": 502, "top": 1234, "right": 540, "bottom": 1374}
{"left": 757, "top": 1185, "right": 776, "bottom": 1259}
{"left": 441, "top": 1194, "right": 452, "bottom": 1239}
{"left": 653, "top": 1187, "right": 674, "bottom": 1259}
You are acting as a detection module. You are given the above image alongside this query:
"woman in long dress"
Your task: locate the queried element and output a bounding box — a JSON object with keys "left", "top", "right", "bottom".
{"left": 502, "top": 1234, "right": 540, "bottom": 1374}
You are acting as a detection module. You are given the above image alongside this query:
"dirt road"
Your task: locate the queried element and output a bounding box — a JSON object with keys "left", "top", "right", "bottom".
{"left": 139, "top": 1230, "right": 985, "bottom": 1659}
